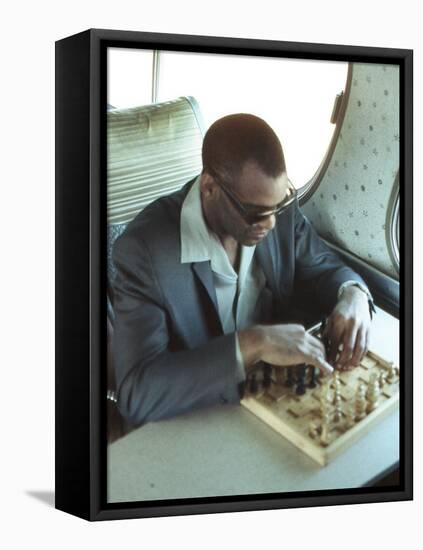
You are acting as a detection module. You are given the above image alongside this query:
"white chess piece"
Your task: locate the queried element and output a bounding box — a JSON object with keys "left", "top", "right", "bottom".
{"left": 366, "top": 372, "right": 381, "bottom": 412}
{"left": 346, "top": 402, "right": 356, "bottom": 429}
{"left": 320, "top": 416, "right": 330, "bottom": 447}
{"left": 355, "top": 382, "right": 367, "bottom": 420}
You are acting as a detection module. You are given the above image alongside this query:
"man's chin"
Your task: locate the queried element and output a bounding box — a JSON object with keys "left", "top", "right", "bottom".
{"left": 241, "top": 232, "right": 268, "bottom": 246}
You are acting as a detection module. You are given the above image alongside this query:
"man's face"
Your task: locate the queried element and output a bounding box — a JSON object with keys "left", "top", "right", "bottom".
{"left": 215, "top": 162, "right": 290, "bottom": 246}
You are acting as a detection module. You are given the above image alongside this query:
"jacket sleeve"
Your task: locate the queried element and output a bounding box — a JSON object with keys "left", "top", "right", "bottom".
{"left": 293, "top": 202, "right": 369, "bottom": 313}
{"left": 111, "top": 232, "right": 242, "bottom": 427}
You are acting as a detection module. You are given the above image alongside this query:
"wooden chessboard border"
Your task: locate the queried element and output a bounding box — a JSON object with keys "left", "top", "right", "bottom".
{"left": 241, "top": 349, "right": 399, "bottom": 467}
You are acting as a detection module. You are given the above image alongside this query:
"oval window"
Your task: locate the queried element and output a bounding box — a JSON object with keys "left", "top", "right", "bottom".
{"left": 157, "top": 51, "right": 348, "bottom": 189}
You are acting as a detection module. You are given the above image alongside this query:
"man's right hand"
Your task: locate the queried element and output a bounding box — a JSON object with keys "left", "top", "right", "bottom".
{"left": 238, "top": 324, "right": 334, "bottom": 375}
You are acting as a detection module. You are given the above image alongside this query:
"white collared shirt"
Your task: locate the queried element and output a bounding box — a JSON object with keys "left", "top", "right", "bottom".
{"left": 180, "top": 176, "right": 266, "bottom": 380}
{"left": 179, "top": 176, "right": 371, "bottom": 384}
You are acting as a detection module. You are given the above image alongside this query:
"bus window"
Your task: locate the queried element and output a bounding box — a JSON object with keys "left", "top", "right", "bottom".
{"left": 156, "top": 51, "right": 348, "bottom": 190}
{"left": 108, "top": 48, "right": 154, "bottom": 109}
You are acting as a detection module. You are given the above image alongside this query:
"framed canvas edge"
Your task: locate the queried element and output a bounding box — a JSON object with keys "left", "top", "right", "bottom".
{"left": 55, "top": 28, "right": 413, "bottom": 522}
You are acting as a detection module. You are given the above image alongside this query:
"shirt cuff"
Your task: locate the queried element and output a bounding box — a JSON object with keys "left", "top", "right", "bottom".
{"left": 235, "top": 332, "right": 247, "bottom": 383}
{"left": 337, "top": 280, "right": 372, "bottom": 301}
{"left": 337, "top": 280, "right": 376, "bottom": 319}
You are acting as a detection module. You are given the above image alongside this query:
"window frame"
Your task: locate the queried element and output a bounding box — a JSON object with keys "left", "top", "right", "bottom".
{"left": 386, "top": 174, "right": 400, "bottom": 274}
{"left": 299, "top": 63, "right": 352, "bottom": 203}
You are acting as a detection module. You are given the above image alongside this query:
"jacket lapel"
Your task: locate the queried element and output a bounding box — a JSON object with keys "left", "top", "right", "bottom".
{"left": 191, "top": 261, "right": 223, "bottom": 332}
{"left": 256, "top": 236, "right": 278, "bottom": 294}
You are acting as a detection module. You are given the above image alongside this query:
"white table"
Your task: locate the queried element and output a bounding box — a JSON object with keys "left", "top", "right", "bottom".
{"left": 107, "top": 307, "right": 399, "bottom": 503}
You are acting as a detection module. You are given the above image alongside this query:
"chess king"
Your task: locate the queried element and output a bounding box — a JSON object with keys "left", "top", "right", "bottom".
{"left": 112, "top": 114, "right": 375, "bottom": 426}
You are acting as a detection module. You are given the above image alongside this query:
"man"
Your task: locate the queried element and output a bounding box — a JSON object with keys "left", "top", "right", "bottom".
{"left": 112, "top": 114, "right": 373, "bottom": 427}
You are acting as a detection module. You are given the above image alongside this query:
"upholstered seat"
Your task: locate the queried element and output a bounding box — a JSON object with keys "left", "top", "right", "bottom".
{"left": 107, "top": 96, "right": 205, "bottom": 442}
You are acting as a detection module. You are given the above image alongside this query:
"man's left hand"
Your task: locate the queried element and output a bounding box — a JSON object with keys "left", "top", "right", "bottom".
{"left": 324, "top": 286, "right": 372, "bottom": 370}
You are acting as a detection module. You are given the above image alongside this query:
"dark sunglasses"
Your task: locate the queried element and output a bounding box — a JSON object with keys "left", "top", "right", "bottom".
{"left": 213, "top": 174, "right": 297, "bottom": 225}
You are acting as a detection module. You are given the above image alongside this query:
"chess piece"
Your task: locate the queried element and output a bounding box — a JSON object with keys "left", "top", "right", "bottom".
{"left": 320, "top": 382, "right": 332, "bottom": 419}
{"left": 330, "top": 371, "right": 342, "bottom": 421}
{"left": 346, "top": 402, "right": 356, "bottom": 429}
{"left": 334, "top": 394, "right": 342, "bottom": 422}
{"left": 319, "top": 318, "right": 330, "bottom": 357}
{"left": 275, "top": 367, "right": 285, "bottom": 386}
{"left": 285, "top": 367, "right": 295, "bottom": 387}
{"left": 308, "top": 366, "right": 318, "bottom": 388}
{"left": 387, "top": 362, "right": 397, "bottom": 383}
{"left": 249, "top": 374, "right": 258, "bottom": 394}
{"left": 332, "top": 372, "right": 341, "bottom": 398}
{"left": 320, "top": 416, "right": 330, "bottom": 447}
{"left": 309, "top": 421, "right": 319, "bottom": 439}
{"left": 366, "top": 372, "right": 381, "bottom": 412}
{"left": 379, "top": 369, "right": 387, "bottom": 388}
{"left": 295, "top": 365, "right": 307, "bottom": 395}
{"left": 263, "top": 364, "right": 272, "bottom": 390}
{"left": 355, "top": 382, "right": 367, "bottom": 420}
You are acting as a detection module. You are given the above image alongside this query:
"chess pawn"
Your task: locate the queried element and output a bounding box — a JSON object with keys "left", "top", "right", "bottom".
{"left": 346, "top": 402, "right": 356, "bottom": 429}
{"left": 308, "top": 366, "right": 318, "bottom": 389}
{"left": 332, "top": 371, "right": 341, "bottom": 396}
{"left": 263, "top": 364, "right": 272, "bottom": 390}
{"left": 321, "top": 380, "right": 332, "bottom": 401}
{"left": 366, "top": 373, "right": 381, "bottom": 412}
{"left": 333, "top": 394, "right": 342, "bottom": 422}
{"left": 295, "top": 365, "right": 307, "bottom": 395}
{"left": 320, "top": 382, "right": 332, "bottom": 419}
{"left": 368, "top": 370, "right": 379, "bottom": 386}
{"left": 379, "top": 369, "right": 388, "bottom": 389}
{"left": 332, "top": 372, "right": 342, "bottom": 416}
{"left": 355, "top": 382, "right": 367, "bottom": 421}
{"left": 320, "top": 417, "right": 330, "bottom": 447}
{"left": 285, "top": 367, "right": 295, "bottom": 387}
{"left": 249, "top": 374, "right": 258, "bottom": 394}
{"left": 387, "top": 362, "right": 397, "bottom": 383}
{"left": 320, "top": 400, "right": 330, "bottom": 421}
{"left": 309, "top": 421, "right": 319, "bottom": 439}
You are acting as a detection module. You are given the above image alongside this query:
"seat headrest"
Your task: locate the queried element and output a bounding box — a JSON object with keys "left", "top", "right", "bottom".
{"left": 107, "top": 96, "right": 204, "bottom": 225}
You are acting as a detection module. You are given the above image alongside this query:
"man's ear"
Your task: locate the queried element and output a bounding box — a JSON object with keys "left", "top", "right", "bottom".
{"left": 200, "top": 172, "right": 216, "bottom": 198}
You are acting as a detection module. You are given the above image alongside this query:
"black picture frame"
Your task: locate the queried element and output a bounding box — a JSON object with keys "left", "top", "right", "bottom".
{"left": 55, "top": 28, "right": 413, "bottom": 521}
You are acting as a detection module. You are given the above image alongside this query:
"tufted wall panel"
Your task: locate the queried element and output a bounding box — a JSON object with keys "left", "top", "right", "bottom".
{"left": 107, "top": 96, "right": 204, "bottom": 224}
{"left": 302, "top": 63, "right": 399, "bottom": 280}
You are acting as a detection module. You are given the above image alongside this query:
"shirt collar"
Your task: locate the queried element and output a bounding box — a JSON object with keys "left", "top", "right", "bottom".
{"left": 180, "top": 176, "right": 256, "bottom": 279}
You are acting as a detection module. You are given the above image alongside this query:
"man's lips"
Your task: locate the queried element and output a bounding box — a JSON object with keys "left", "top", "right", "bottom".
{"left": 248, "top": 230, "right": 268, "bottom": 239}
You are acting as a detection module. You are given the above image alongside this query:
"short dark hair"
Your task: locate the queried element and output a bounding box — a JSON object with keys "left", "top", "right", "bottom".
{"left": 202, "top": 114, "right": 286, "bottom": 185}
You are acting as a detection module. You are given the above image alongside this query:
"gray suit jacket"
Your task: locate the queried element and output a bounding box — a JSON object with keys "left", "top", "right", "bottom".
{"left": 112, "top": 178, "right": 367, "bottom": 426}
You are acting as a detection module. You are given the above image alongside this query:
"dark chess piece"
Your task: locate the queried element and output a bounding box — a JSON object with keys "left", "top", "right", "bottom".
{"left": 249, "top": 374, "right": 258, "bottom": 394}
{"left": 263, "top": 364, "right": 272, "bottom": 389}
{"left": 285, "top": 367, "right": 295, "bottom": 387}
{"left": 320, "top": 317, "right": 331, "bottom": 358}
{"left": 295, "top": 365, "right": 307, "bottom": 395}
{"left": 308, "top": 366, "right": 318, "bottom": 388}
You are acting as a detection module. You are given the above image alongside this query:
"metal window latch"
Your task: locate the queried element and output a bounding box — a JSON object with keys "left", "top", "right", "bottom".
{"left": 330, "top": 92, "right": 344, "bottom": 124}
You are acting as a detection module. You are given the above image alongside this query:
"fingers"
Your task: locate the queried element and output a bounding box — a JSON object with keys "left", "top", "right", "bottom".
{"left": 324, "top": 318, "right": 341, "bottom": 365}
{"left": 350, "top": 327, "right": 369, "bottom": 367}
{"left": 302, "top": 338, "right": 333, "bottom": 375}
{"left": 292, "top": 332, "right": 333, "bottom": 375}
{"left": 313, "top": 356, "right": 334, "bottom": 375}
{"left": 307, "top": 334, "right": 326, "bottom": 359}
{"left": 325, "top": 295, "right": 372, "bottom": 371}
{"left": 337, "top": 324, "right": 371, "bottom": 370}
{"left": 303, "top": 350, "right": 333, "bottom": 375}
{"left": 336, "top": 323, "right": 358, "bottom": 368}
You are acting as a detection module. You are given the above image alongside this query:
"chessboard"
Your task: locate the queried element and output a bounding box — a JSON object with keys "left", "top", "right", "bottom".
{"left": 241, "top": 325, "right": 400, "bottom": 466}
